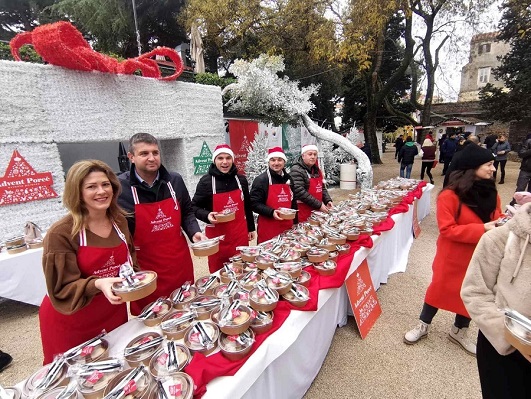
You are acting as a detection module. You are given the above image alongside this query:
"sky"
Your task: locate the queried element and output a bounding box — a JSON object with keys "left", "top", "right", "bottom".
{"left": 423, "top": 0, "right": 503, "bottom": 102}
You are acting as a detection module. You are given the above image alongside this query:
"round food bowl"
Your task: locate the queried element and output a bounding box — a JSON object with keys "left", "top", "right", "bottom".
{"left": 218, "top": 329, "right": 255, "bottom": 361}
{"left": 274, "top": 261, "right": 302, "bottom": 279}
{"left": 65, "top": 338, "right": 109, "bottom": 365}
{"left": 282, "top": 283, "right": 310, "bottom": 307}
{"left": 23, "top": 362, "right": 69, "bottom": 397}
{"left": 183, "top": 321, "right": 220, "bottom": 356}
{"left": 239, "top": 246, "right": 261, "bottom": 262}
{"left": 255, "top": 254, "right": 276, "bottom": 270}
{"left": 103, "top": 367, "right": 152, "bottom": 399}
{"left": 277, "top": 207, "right": 297, "bottom": 220}
{"left": 7, "top": 243, "right": 27, "bottom": 254}
{"left": 189, "top": 295, "right": 220, "bottom": 320}
{"left": 316, "top": 240, "right": 336, "bottom": 251}
{"left": 5, "top": 235, "right": 25, "bottom": 247}
{"left": 217, "top": 303, "right": 253, "bottom": 335}
{"left": 147, "top": 373, "right": 194, "bottom": 399}
{"left": 112, "top": 271, "right": 157, "bottom": 302}
{"left": 337, "top": 243, "right": 351, "bottom": 255}
{"left": 328, "top": 251, "right": 339, "bottom": 262}
{"left": 35, "top": 386, "right": 83, "bottom": 399}
{"left": 219, "top": 265, "right": 243, "bottom": 284}
{"left": 139, "top": 298, "right": 173, "bottom": 327}
{"left": 195, "top": 275, "right": 220, "bottom": 295}
{"left": 504, "top": 314, "right": 531, "bottom": 355}
{"left": 123, "top": 332, "right": 163, "bottom": 367}
{"left": 76, "top": 358, "right": 123, "bottom": 399}
{"left": 238, "top": 271, "right": 262, "bottom": 291}
{"left": 327, "top": 234, "right": 347, "bottom": 245}
{"left": 170, "top": 285, "right": 197, "bottom": 310}
{"left": 278, "top": 249, "right": 301, "bottom": 263}
{"left": 313, "top": 260, "right": 337, "bottom": 276}
{"left": 291, "top": 242, "right": 310, "bottom": 257}
{"left": 27, "top": 239, "right": 44, "bottom": 249}
{"left": 160, "top": 310, "right": 195, "bottom": 340}
{"left": 215, "top": 211, "right": 236, "bottom": 223}
{"left": 306, "top": 248, "right": 329, "bottom": 263}
{"left": 265, "top": 272, "right": 293, "bottom": 296}
{"left": 249, "top": 286, "right": 279, "bottom": 312}
{"left": 148, "top": 344, "right": 191, "bottom": 379}
{"left": 231, "top": 289, "right": 251, "bottom": 306}
{"left": 297, "top": 270, "right": 312, "bottom": 287}
{"left": 190, "top": 239, "right": 220, "bottom": 257}
{"left": 250, "top": 310, "right": 274, "bottom": 334}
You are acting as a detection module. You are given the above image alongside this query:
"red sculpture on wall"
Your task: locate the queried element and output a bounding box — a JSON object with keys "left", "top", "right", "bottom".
{"left": 10, "top": 21, "right": 184, "bottom": 81}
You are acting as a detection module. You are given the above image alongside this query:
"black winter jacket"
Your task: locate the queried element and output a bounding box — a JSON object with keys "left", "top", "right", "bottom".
{"left": 289, "top": 158, "right": 332, "bottom": 209}
{"left": 398, "top": 143, "right": 418, "bottom": 165}
{"left": 519, "top": 138, "right": 531, "bottom": 172}
{"left": 250, "top": 168, "right": 298, "bottom": 222}
{"left": 192, "top": 164, "right": 255, "bottom": 232}
{"left": 118, "top": 164, "right": 201, "bottom": 240}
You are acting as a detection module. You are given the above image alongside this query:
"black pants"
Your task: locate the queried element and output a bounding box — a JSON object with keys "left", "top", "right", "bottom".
{"left": 420, "top": 161, "right": 434, "bottom": 182}
{"left": 477, "top": 330, "right": 531, "bottom": 399}
{"left": 419, "top": 302, "right": 471, "bottom": 328}
{"left": 442, "top": 158, "right": 452, "bottom": 175}
{"left": 493, "top": 160, "right": 507, "bottom": 182}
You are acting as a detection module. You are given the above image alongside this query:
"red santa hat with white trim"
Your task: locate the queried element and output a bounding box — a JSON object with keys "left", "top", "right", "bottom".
{"left": 212, "top": 144, "right": 234, "bottom": 162}
{"left": 267, "top": 146, "right": 287, "bottom": 161}
{"left": 301, "top": 144, "right": 318, "bottom": 154}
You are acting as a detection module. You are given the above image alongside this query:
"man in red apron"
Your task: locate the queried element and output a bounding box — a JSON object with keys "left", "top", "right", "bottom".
{"left": 289, "top": 144, "right": 333, "bottom": 223}
{"left": 192, "top": 144, "right": 256, "bottom": 273}
{"left": 250, "top": 147, "right": 297, "bottom": 243}
{"left": 118, "top": 133, "right": 206, "bottom": 315}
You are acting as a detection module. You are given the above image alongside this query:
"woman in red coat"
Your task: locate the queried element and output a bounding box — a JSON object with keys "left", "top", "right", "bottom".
{"left": 404, "top": 144, "right": 502, "bottom": 356}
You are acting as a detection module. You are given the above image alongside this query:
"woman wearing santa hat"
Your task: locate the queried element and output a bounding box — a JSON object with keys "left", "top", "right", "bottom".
{"left": 192, "top": 144, "right": 255, "bottom": 273}
{"left": 290, "top": 144, "right": 333, "bottom": 223}
{"left": 250, "top": 147, "right": 298, "bottom": 243}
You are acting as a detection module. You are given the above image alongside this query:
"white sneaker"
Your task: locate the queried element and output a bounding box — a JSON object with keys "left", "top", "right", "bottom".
{"left": 448, "top": 325, "right": 476, "bottom": 356}
{"left": 404, "top": 321, "right": 429, "bottom": 344}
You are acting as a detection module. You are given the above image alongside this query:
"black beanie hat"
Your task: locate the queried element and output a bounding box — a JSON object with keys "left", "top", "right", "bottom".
{"left": 456, "top": 144, "right": 495, "bottom": 170}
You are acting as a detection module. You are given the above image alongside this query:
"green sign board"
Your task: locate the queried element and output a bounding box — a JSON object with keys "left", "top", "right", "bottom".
{"left": 194, "top": 141, "right": 212, "bottom": 175}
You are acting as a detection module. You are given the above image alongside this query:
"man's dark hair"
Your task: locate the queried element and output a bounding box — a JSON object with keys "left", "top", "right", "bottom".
{"left": 129, "top": 133, "right": 159, "bottom": 154}
{"left": 406, "top": 136, "right": 413, "bottom": 142}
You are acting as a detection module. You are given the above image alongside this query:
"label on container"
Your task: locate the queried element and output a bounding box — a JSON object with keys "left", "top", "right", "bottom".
{"left": 123, "top": 380, "right": 137, "bottom": 395}
{"left": 81, "top": 345, "right": 95, "bottom": 356}
{"left": 87, "top": 370, "right": 104, "bottom": 384}
{"left": 169, "top": 383, "right": 183, "bottom": 397}
{"left": 158, "top": 353, "right": 169, "bottom": 365}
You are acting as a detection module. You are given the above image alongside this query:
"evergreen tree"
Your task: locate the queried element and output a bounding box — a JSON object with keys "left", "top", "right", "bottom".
{"left": 244, "top": 129, "right": 268, "bottom": 187}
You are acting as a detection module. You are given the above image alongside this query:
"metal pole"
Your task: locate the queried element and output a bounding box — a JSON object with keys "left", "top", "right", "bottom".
{"left": 131, "top": 0, "right": 142, "bottom": 56}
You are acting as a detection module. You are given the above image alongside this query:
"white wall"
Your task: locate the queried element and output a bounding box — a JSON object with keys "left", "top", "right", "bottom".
{"left": 0, "top": 60, "right": 224, "bottom": 241}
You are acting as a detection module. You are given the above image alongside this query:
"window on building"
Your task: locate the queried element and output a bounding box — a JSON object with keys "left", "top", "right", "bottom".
{"left": 478, "top": 43, "right": 491, "bottom": 55}
{"left": 478, "top": 67, "right": 491, "bottom": 85}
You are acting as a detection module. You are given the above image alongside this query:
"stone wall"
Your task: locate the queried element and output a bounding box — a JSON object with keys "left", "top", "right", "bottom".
{"left": 0, "top": 60, "right": 224, "bottom": 241}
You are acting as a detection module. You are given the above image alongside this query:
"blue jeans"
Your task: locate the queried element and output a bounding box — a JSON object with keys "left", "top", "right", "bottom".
{"left": 400, "top": 163, "right": 413, "bottom": 178}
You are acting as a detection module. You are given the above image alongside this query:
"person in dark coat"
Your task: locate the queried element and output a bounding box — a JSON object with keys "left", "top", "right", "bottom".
{"left": 250, "top": 147, "right": 297, "bottom": 243}
{"left": 483, "top": 133, "right": 498, "bottom": 151}
{"left": 394, "top": 135, "right": 405, "bottom": 159}
{"left": 290, "top": 144, "right": 333, "bottom": 223}
{"left": 510, "top": 133, "right": 531, "bottom": 205}
{"left": 398, "top": 136, "right": 419, "bottom": 179}
{"left": 441, "top": 132, "right": 458, "bottom": 175}
{"left": 420, "top": 138, "right": 436, "bottom": 184}
{"left": 443, "top": 135, "right": 480, "bottom": 187}
{"left": 491, "top": 134, "right": 511, "bottom": 184}
{"left": 118, "top": 133, "right": 205, "bottom": 314}
{"left": 192, "top": 144, "right": 256, "bottom": 272}
{"left": 438, "top": 133, "right": 447, "bottom": 162}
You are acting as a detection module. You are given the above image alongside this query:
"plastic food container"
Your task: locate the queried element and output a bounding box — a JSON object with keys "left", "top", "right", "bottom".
{"left": 307, "top": 248, "right": 329, "bottom": 263}
{"left": 218, "top": 329, "right": 255, "bottom": 361}
{"left": 22, "top": 362, "right": 69, "bottom": 397}
{"left": 313, "top": 260, "right": 337, "bottom": 276}
{"left": 76, "top": 358, "right": 123, "bottom": 399}
{"left": 215, "top": 210, "right": 236, "bottom": 223}
{"left": 282, "top": 283, "right": 310, "bottom": 307}
{"left": 188, "top": 295, "right": 220, "bottom": 320}
{"left": 160, "top": 311, "right": 196, "bottom": 340}
{"left": 147, "top": 373, "right": 194, "bottom": 399}
{"left": 139, "top": 298, "right": 173, "bottom": 327}
{"left": 170, "top": 285, "right": 197, "bottom": 310}
{"left": 277, "top": 207, "right": 297, "bottom": 220}
{"left": 195, "top": 275, "right": 220, "bottom": 296}
{"left": 148, "top": 344, "right": 191, "bottom": 378}
{"left": 112, "top": 271, "right": 158, "bottom": 302}
{"left": 183, "top": 321, "right": 219, "bottom": 356}
{"left": 274, "top": 261, "right": 302, "bottom": 279}
{"left": 190, "top": 239, "right": 220, "bottom": 256}
{"left": 265, "top": 272, "right": 292, "bottom": 296}
{"left": 124, "top": 332, "right": 163, "bottom": 367}
{"left": 297, "top": 270, "right": 311, "bottom": 287}
{"left": 238, "top": 246, "right": 261, "bottom": 262}
{"left": 65, "top": 339, "right": 109, "bottom": 365}
{"left": 217, "top": 302, "right": 253, "bottom": 335}
{"left": 504, "top": 313, "right": 531, "bottom": 356}
{"left": 250, "top": 310, "right": 274, "bottom": 334}
{"left": 103, "top": 367, "right": 152, "bottom": 399}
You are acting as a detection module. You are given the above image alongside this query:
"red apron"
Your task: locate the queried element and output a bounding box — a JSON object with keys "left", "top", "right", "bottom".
{"left": 39, "top": 221, "right": 129, "bottom": 364}
{"left": 205, "top": 175, "right": 248, "bottom": 273}
{"left": 297, "top": 171, "right": 323, "bottom": 223}
{"left": 129, "top": 183, "right": 194, "bottom": 315}
{"left": 257, "top": 170, "right": 294, "bottom": 244}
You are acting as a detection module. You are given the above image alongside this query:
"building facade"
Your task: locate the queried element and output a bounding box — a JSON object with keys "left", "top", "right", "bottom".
{"left": 458, "top": 32, "right": 510, "bottom": 102}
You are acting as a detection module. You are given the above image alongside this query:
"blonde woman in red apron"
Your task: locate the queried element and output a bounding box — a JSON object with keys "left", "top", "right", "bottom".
{"left": 117, "top": 133, "right": 206, "bottom": 315}
{"left": 250, "top": 147, "right": 297, "bottom": 243}
{"left": 192, "top": 144, "right": 256, "bottom": 273}
{"left": 289, "top": 144, "right": 333, "bottom": 223}
{"left": 39, "top": 160, "right": 135, "bottom": 364}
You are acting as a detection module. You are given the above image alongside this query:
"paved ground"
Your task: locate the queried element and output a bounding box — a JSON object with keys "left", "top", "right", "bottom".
{"left": 0, "top": 148, "right": 522, "bottom": 397}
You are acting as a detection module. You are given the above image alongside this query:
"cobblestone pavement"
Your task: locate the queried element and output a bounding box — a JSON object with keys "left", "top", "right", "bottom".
{"left": 0, "top": 149, "right": 521, "bottom": 397}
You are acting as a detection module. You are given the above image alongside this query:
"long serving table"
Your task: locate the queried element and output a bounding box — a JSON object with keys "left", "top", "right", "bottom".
{"left": 0, "top": 247, "right": 46, "bottom": 306}
{"left": 99, "top": 184, "right": 433, "bottom": 399}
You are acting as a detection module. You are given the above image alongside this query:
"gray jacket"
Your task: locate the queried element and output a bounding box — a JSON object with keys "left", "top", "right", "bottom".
{"left": 491, "top": 141, "right": 511, "bottom": 161}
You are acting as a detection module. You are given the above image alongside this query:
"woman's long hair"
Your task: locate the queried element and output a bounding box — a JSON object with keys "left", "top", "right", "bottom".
{"left": 63, "top": 160, "right": 125, "bottom": 238}
{"left": 444, "top": 169, "right": 478, "bottom": 199}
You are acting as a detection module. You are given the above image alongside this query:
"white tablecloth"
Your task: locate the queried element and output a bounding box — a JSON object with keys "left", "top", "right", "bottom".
{"left": 0, "top": 247, "right": 46, "bottom": 306}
